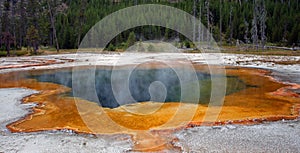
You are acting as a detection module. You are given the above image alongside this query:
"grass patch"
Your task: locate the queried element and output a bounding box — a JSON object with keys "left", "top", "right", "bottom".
{"left": 250, "top": 59, "right": 300, "bottom": 65}
{"left": 0, "top": 50, "right": 28, "bottom": 57}
{"left": 221, "top": 50, "right": 300, "bottom": 56}
{"left": 220, "top": 46, "right": 300, "bottom": 56}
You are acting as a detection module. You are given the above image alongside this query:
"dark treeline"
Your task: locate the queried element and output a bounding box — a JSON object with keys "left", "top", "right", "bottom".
{"left": 0, "top": 0, "right": 299, "bottom": 55}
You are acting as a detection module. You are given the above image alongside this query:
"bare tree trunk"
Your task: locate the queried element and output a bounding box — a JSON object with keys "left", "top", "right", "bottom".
{"left": 4, "top": 0, "right": 11, "bottom": 56}
{"left": 77, "top": 28, "right": 82, "bottom": 48}
{"left": 193, "top": 0, "right": 196, "bottom": 42}
{"left": 219, "top": 0, "right": 222, "bottom": 46}
{"left": 206, "top": 0, "right": 210, "bottom": 47}
{"left": 229, "top": 6, "right": 233, "bottom": 45}
{"left": 219, "top": 0, "right": 222, "bottom": 45}
{"left": 260, "top": 0, "right": 267, "bottom": 50}
{"left": 12, "top": 0, "right": 17, "bottom": 55}
{"left": 198, "top": 1, "right": 202, "bottom": 42}
{"left": 6, "top": 41, "right": 11, "bottom": 56}
{"left": 251, "top": 0, "right": 259, "bottom": 50}
{"left": 244, "top": 19, "right": 249, "bottom": 44}
{"left": 47, "top": 0, "right": 59, "bottom": 52}
{"left": 33, "top": 41, "right": 37, "bottom": 55}
{"left": 0, "top": 1, "right": 2, "bottom": 49}
{"left": 18, "top": 0, "right": 26, "bottom": 47}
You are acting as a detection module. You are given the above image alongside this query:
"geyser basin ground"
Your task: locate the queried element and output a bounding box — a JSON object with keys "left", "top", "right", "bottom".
{"left": 0, "top": 63, "right": 299, "bottom": 134}
{"left": 0, "top": 53, "right": 300, "bottom": 152}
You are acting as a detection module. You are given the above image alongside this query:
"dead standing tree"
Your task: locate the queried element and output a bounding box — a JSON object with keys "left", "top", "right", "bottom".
{"left": 219, "top": 0, "right": 222, "bottom": 45}
{"left": 251, "top": 0, "right": 267, "bottom": 50}
{"left": 0, "top": 1, "right": 3, "bottom": 49}
{"left": 193, "top": 0, "right": 197, "bottom": 42}
{"left": 244, "top": 19, "right": 250, "bottom": 44}
{"left": 259, "top": 0, "right": 267, "bottom": 50}
{"left": 205, "top": 0, "right": 213, "bottom": 48}
{"left": 198, "top": 0, "right": 202, "bottom": 42}
{"left": 251, "top": 0, "right": 259, "bottom": 50}
{"left": 17, "top": 0, "right": 27, "bottom": 47}
{"left": 46, "top": 0, "right": 67, "bottom": 52}
{"left": 229, "top": 6, "right": 233, "bottom": 45}
{"left": 206, "top": 0, "right": 209, "bottom": 46}
{"left": 47, "top": 0, "right": 59, "bottom": 52}
{"left": 12, "top": 0, "right": 18, "bottom": 55}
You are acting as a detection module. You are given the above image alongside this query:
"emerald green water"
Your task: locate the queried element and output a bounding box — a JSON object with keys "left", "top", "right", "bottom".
{"left": 28, "top": 67, "right": 248, "bottom": 108}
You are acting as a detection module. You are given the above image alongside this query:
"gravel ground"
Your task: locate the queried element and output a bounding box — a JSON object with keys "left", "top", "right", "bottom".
{"left": 175, "top": 120, "right": 300, "bottom": 152}
{"left": 0, "top": 132, "right": 133, "bottom": 153}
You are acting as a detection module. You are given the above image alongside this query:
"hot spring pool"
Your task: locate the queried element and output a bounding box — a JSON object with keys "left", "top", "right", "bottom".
{"left": 26, "top": 67, "right": 249, "bottom": 108}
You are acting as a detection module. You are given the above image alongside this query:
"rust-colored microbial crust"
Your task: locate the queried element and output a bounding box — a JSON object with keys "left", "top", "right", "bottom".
{"left": 1, "top": 65, "right": 300, "bottom": 152}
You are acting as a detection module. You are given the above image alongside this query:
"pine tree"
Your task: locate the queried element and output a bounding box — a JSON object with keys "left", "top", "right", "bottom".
{"left": 1, "top": 32, "right": 14, "bottom": 56}
{"left": 2, "top": 0, "right": 13, "bottom": 56}
{"left": 75, "top": 0, "right": 87, "bottom": 48}
{"left": 0, "top": 0, "right": 299, "bottom": 50}
{"left": 26, "top": 26, "right": 39, "bottom": 54}
{"left": 127, "top": 32, "right": 136, "bottom": 47}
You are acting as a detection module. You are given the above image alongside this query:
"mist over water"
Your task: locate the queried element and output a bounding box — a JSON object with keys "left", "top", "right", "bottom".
{"left": 27, "top": 67, "right": 248, "bottom": 108}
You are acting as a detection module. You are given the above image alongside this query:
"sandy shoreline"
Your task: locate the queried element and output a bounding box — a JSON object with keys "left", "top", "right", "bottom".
{"left": 0, "top": 53, "right": 299, "bottom": 152}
